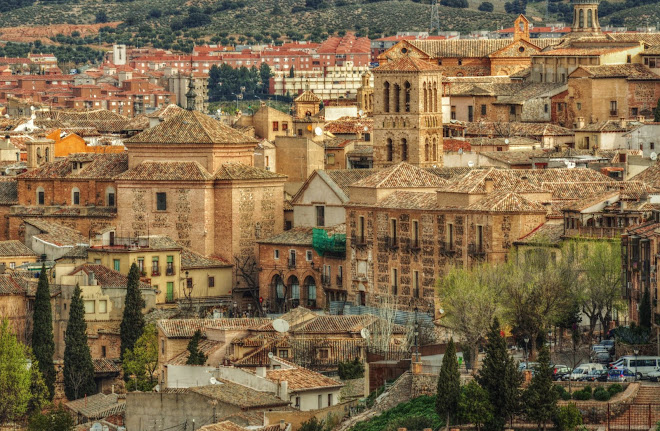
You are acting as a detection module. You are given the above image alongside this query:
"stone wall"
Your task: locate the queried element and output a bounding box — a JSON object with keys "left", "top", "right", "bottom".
{"left": 265, "top": 400, "right": 357, "bottom": 431}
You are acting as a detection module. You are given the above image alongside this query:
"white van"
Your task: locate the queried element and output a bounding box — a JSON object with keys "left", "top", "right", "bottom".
{"left": 570, "top": 363, "right": 605, "bottom": 381}
{"left": 609, "top": 356, "right": 660, "bottom": 379}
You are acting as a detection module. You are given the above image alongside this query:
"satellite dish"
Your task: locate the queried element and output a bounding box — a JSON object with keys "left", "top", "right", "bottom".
{"left": 651, "top": 152, "right": 657, "bottom": 161}
{"left": 360, "top": 328, "right": 370, "bottom": 339}
{"left": 504, "top": 138, "right": 510, "bottom": 145}
{"left": 468, "top": 161, "right": 475, "bottom": 168}
{"left": 209, "top": 377, "right": 218, "bottom": 385}
{"left": 363, "top": 126, "right": 368, "bottom": 132}
{"left": 268, "top": 351, "right": 274, "bottom": 359}
{"left": 458, "top": 148, "right": 463, "bottom": 155}
{"left": 358, "top": 109, "right": 364, "bottom": 116}
{"left": 30, "top": 106, "right": 35, "bottom": 111}
{"left": 272, "top": 319, "right": 290, "bottom": 333}
{"left": 314, "top": 126, "right": 323, "bottom": 136}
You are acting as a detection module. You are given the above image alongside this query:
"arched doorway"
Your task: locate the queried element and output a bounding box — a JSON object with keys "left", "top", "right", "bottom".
{"left": 271, "top": 275, "right": 286, "bottom": 313}
{"left": 304, "top": 276, "right": 317, "bottom": 308}
{"left": 288, "top": 275, "right": 300, "bottom": 308}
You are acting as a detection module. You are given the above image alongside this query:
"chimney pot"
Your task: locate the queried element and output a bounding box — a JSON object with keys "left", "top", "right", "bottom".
{"left": 619, "top": 117, "right": 627, "bottom": 128}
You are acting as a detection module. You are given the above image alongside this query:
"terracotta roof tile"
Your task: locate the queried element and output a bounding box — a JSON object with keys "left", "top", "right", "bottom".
{"left": 514, "top": 222, "right": 564, "bottom": 245}
{"left": 575, "top": 63, "right": 660, "bottom": 80}
{"left": 266, "top": 365, "right": 343, "bottom": 391}
{"left": 409, "top": 38, "right": 558, "bottom": 58}
{"left": 23, "top": 218, "right": 87, "bottom": 247}
{"left": 168, "top": 339, "right": 224, "bottom": 365}
{"left": 630, "top": 163, "right": 660, "bottom": 189}
{"left": 19, "top": 153, "right": 128, "bottom": 180}
{"left": 0, "top": 179, "right": 17, "bottom": 205}
{"left": 464, "top": 122, "right": 573, "bottom": 137}
{"left": 507, "top": 168, "right": 612, "bottom": 185}
{"left": 323, "top": 117, "right": 373, "bottom": 135}
{"left": 126, "top": 110, "right": 258, "bottom": 145}
{"left": 465, "top": 191, "right": 547, "bottom": 213}
{"left": 92, "top": 358, "right": 121, "bottom": 374}
{"left": 158, "top": 318, "right": 270, "bottom": 338}
{"left": 294, "top": 90, "right": 321, "bottom": 103}
{"left": 373, "top": 191, "right": 438, "bottom": 210}
{"left": 439, "top": 167, "right": 544, "bottom": 194}
{"left": 0, "top": 240, "right": 37, "bottom": 257}
{"left": 376, "top": 55, "right": 442, "bottom": 72}
{"left": 69, "top": 264, "right": 152, "bottom": 289}
{"left": 65, "top": 393, "right": 124, "bottom": 420}
{"left": 352, "top": 162, "right": 448, "bottom": 188}
{"left": 324, "top": 169, "right": 377, "bottom": 198}
{"left": 215, "top": 163, "right": 286, "bottom": 180}
{"left": 0, "top": 274, "right": 26, "bottom": 295}
{"left": 189, "top": 382, "right": 289, "bottom": 408}
{"left": 116, "top": 161, "right": 214, "bottom": 181}
{"left": 182, "top": 248, "right": 231, "bottom": 269}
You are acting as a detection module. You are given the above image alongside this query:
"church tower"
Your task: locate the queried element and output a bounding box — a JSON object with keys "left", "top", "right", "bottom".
{"left": 571, "top": 0, "right": 601, "bottom": 33}
{"left": 372, "top": 54, "right": 444, "bottom": 168}
{"left": 356, "top": 71, "right": 374, "bottom": 115}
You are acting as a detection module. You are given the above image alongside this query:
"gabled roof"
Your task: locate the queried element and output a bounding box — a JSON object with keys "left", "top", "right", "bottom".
{"left": 375, "top": 55, "right": 441, "bottom": 72}
{"left": 68, "top": 264, "right": 152, "bottom": 289}
{"left": 23, "top": 218, "right": 87, "bottom": 247}
{"left": 465, "top": 191, "right": 547, "bottom": 213}
{"left": 0, "top": 240, "right": 37, "bottom": 257}
{"left": 125, "top": 110, "right": 258, "bottom": 145}
{"left": 0, "top": 179, "right": 17, "bottom": 205}
{"left": 158, "top": 318, "right": 270, "bottom": 338}
{"left": 352, "top": 162, "right": 448, "bottom": 188}
{"left": 439, "top": 167, "right": 544, "bottom": 194}
{"left": 571, "top": 63, "right": 660, "bottom": 80}
{"left": 214, "top": 163, "right": 286, "bottom": 181}
{"left": 291, "top": 169, "right": 372, "bottom": 205}
{"left": 18, "top": 153, "right": 128, "bottom": 180}
{"left": 372, "top": 191, "right": 437, "bottom": 210}
{"left": 116, "top": 161, "right": 214, "bottom": 181}
{"left": 409, "top": 38, "right": 558, "bottom": 58}
{"left": 514, "top": 222, "right": 564, "bottom": 245}
{"left": 266, "top": 365, "right": 343, "bottom": 391}
{"left": 65, "top": 393, "right": 124, "bottom": 420}
{"left": 0, "top": 274, "right": 26, "bottom": 295}
{"left": 294, "top": 90, "right": 321, "bottom": 103}
{"left": 630, "top": 163, "right": 660, "bottom": 189}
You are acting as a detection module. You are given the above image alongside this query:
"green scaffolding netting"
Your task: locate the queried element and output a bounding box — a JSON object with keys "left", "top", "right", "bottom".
{"left": 312, "top": 228, "right": 346, "bottom": 256}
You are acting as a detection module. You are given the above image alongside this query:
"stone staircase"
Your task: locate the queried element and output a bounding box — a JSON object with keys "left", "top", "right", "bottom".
{"left": 632, "top": 385, "right": 660, "bottom": 404}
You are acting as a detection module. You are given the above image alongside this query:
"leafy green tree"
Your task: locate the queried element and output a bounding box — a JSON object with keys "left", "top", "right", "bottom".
{"left": 655, "top": 98, "right": 660, "bottom": 122}
{"left": 524, "top": 346, "right": 557, "bottom": 430}
{"left": 640, "top": 286, "right": 652, "bottom": 329}
{"left": 120, "top": 263, "right": 145, "bottom": 359}
{"left": 553, "top": 404, "right": 583, "bottom": 431}
{"left": 338, "top": 357, "right": 364, "bottom": 380}
{"left": 0, "top": 319, "right": 31, "bottom": 423}
{"left": 437, "top": 264, "right": 502, "bottom": 370}
{"left": 186, "top": 329, "right": 207, "bottom": 365}
{"left": 32, "top": 264, "right": 56, "bottom": 399}
{"left": 28, "top": 404, "right": 75, "bottom": 431}
{"left": 63, "top": 285, "right": 96, "bottom": 400}
{"left": 27, "top": 356, "right": 50, "bottom": 417}
{"left": 477, "top": 318, "right": 522, "bottom": 431}
{"left": 436, "top": 338, "right": 461, "bottom": 430}
{"left": 95, "top": 10, "right": 109, "bottom": 23}
{"left": 123, "top": 324, "right": 159, "bottom": 391}
{"left": 459, "top": 380, "right": 493, "bottom": 431}
{"left": 478, "top": 1, "right": 494, "bottom": 11}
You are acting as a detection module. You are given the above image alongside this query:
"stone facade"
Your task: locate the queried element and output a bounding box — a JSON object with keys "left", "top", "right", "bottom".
{"left": 372, "top": 56, "right": 444, "bottom": 168}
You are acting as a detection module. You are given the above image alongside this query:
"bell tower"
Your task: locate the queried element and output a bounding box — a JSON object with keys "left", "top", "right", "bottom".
{"left": 356, "top": 71, "right": 374, "bottom": 115}
{"left": 572, "top": 0, "right": 601, "bottom": 33}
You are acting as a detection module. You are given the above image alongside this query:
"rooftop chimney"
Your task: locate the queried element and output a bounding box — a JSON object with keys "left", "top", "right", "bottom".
{"left": 619, "top": 117, "right": 627, "bottom": 129}
{"left": 484, "top": 177, "right": 494, "bottom": 194}
{"left": 576, "top": 117, "right": 585, "bottom": 129}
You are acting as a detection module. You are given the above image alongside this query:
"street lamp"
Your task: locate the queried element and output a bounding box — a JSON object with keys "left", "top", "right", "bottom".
{"left": 524, "top": 337, "right": 530, "bottom": 369}
{"left": 634, "top": 348, "right": 639, "bottom": 380}
{"left": 247, "top": 303, "right": 252, "bottom": 317}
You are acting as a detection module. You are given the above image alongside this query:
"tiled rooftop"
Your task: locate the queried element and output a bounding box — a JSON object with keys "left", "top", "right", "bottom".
{"left": 294, "top": 90, "right": 321, "bottom": 103}
{"left": 0, "top": 240, "right": 37, "bottom": 257}
{"left": 514, "top": 222, "right": 565, "bottom": 245}
{"left": 266, "top": 365, "right": 343, "bottom": 391}
{"left": 68, "top": 264, "right": 152, "bottom": 289}
{"left": 189, "top": 381, "right": 289, "bottom": 408}
{"left": 65, "top": 393, "right": 124, "bottom": 420}
{"left": 375, "top": 55, "right": 442, "bottom": 72}
{"left": 158, "top": 318, "right": 270, "bottom": 338}
{"left": 215, "top": 163, "right": 286, "bottom": 181}
{"left": 0, "top": 274, "right": 26, "bottom": 295}
{"left": 576, "top": 63, "right": 660, "bottom": 80}
{"left": 116, "top": 161, "right": 214, "bottom": 181}
{"left": 409, "top": 38, "right": 559, "bottom": 58}
{"left": 352, "top": 162, "right": 448, "bottom": 188}
{"left": 372, "top": 191, "right": 438, "bottom": 210}
{"left": 465, "top": 191, "right": 548, "bottom": 213}
{"left": 0, "top": 179, "right": 18, "bottom": 205}
{"left": 24, "top": 218, "right": 88, "bottom": 247}
{"left": 92, "top": 358, "right": 121, "bottom": 374}
{"left": 464, "top": 122, "right": 574, "bottom": 137}
{"left": 439, "top": 167, "right": 544, "bottom": 194}
{"left": 630, "top": 163, "right": 660, "bottom": 189}
{"left": 168, "top": 339, "right": 224, "bottom": 365}
{"left": 19, "top": 153, "right": 128, "bottom": 180}
{"left": 126, "top": 110, "right": 258, "bottom": 145}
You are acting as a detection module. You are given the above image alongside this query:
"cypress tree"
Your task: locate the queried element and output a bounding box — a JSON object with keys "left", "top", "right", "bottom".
{"left": 120, "top": 263, "right": 145, "bottom": 359}
{"left": 523, "top": 346, "right": 557, "bottom": 430}
{"left": 436, "top": 338, "right": 461, "bottom": 430}
{"left": 31, "top": 264, "right": 55, "bottom": 399}
{"left": 63, "top": 284, "right": 96, "bottom": 400}
{"left": 186, "top": 329, "right": 207, "bottom": 365}
{"left": 639, "top": 286, "right": 652, "bottom": 329}
{"left": 655, "top": 98, "right": 660, "bottom": 123}
{"left": 476, "top": 318, "right": 522, "bottom": 431}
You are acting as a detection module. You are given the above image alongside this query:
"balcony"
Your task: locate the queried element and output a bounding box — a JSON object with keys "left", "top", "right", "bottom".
{"left": 385, "top": 236, "right": 399, "bottom": 250}
{"left": 321, "top": 275, "right": 331, "bottom": 286}
{"left": 610, "top": 110, "right": 618, "bottom": 117}
{"left": 336, "top": 275, "right": 343, "bottom": 286}
{"left": 351, "top": 235, "right": 367, "bottom": 248}
{"left": 166, "top": 266, "right": 175, "bottom": 276}
{"left": 439, "top": 241, "right": 456, "bottom": 256}
{"left": 409, "top": 240, "right": 421, "bottom": 252}
{"left": 564, "top": 226, "right": 624, "bottom": 239}
{"left": 468, "top": 243, "right": 486, "bottom": 257}
{"left": 152, "top": 267, "right": 160, "bottom": 277}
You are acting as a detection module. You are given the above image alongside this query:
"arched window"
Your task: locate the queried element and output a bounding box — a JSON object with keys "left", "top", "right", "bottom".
{"left": 304, "top": 276, "right": 317, "bottom": 308}
{"left": 432, "top": 138, "right": 437, "bottom": 161}
{"left": 425, "top": 139, "right": 430, "bottom": 161}
{"left": 36, "top": 186, "right": 45, "bottom": 206}
{"left": 106, "top": 187, "right": 116, "bottom": 207}
{"left": 587, "top": 9, "right": 593, "bottom": 28}
{"left": 383, "top": 81, "right": 390, "bottom": 113}
{"left": 423, "top": 82, "right": 428, "bottom": 113}
{"left": 45, "top": 147, "right": 50, "bottom": 162}
{"left": 579, "top": 9, "right": 584, "bottom": 28}
{"left": 393, "top": 83, "right": 401, "bottom": 113}
{"left": 401, "top": 138, "right": 408, "bottom": 161}
{"left": 289, "top": 276, "right": 300, "bottom": 308}
{"left": 404, "top": 81, "right": 411, "bottom": 112}
{"left": 386, "top": 138, "right": 393, "bottom": 162}
{"left": 71, "top": 187, "right": 80, "bottom": 206}
{"left": 433, "top": 82, "right": 438, "bottom": 112}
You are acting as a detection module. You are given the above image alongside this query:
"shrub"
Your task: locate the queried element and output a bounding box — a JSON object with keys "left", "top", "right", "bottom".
{"left": 572, "top": 390, "right": 591, "bottom": 401}
{"left": 299, "top": 417, "right": 326, "bottom": 431}
{"left": 582, "top": 385, "right": 592, "bottom": 395}
{"left": 608, "top": 384, "right": 623, "bottom": 396}
{"left": 593, "top": 387, "right": 611, "bottom": 401}
{"left": 554, "top": 404, "right": 583, "bottom": 431}
{"left": 385, "top": 415, "right": 437, "bottom": 431}
{"left": 338, "top": 357, "right": 365, "bottom": 380}
{"left": 478, "top": 1, "right": 494, "bottom": 11}
{"left": 561, "top": 391, "right": 572, "bottom": 401}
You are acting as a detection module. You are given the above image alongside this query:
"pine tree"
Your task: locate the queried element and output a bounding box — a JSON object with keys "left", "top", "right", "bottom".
{"left": 639, "top": 286, "right": 652, "bottom": 329}
{"left": 63, "top": 285, "right": 96, "bottom": 400}
{"left": 32, "top": 264, "right": 55, "bottom": 399}
{"left": 436, "top": 338, "right": 461, "bottom": 430}
{"left": 477, "top": 318, "right": 522, "bottom": 431}
{"left": 120, "top": 263, "right": 145, "bottom": 359}
{"left": 186, "top": 329, "right": 208, "bottom": 365}
{"left": 523, "top": 346, "right": 557, "bottom": 430}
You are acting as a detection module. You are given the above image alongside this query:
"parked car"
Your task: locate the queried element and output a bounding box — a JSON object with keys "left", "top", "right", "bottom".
{"left": 570, "top": 363, "right": 605, "bottom": 381}
{"left": 608, "top": 368, "right": 636, "bottom": 382}
{"left": 609, "top": 356, "right": 660, "bottom": 379}
{"left": 648, "top": 368, "right": 660, "bottom": 382}
{"left": 581, "top": 369, "right": 608, "bottom": 382}
{"left": 518, "top": 362, "right": 539, "bottom": 373}
{"left": 552, "top": 365, "right": 571, "bottom": 381}
{"left": 592, "top": 350, "right": 612, "bottom": 364}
